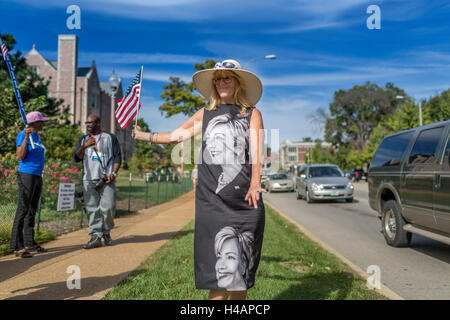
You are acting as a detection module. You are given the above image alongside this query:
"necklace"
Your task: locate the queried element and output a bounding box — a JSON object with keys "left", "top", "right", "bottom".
{"left": 218, "top": 172, "right": 231, "bottom": 186}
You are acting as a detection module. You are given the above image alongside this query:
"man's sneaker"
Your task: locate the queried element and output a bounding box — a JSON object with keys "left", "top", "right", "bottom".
{"left": 82, "top": 236, "right": 102, "bottom": 249}
{"left": 103, "top": 234, "right": 113, "bottom": 246}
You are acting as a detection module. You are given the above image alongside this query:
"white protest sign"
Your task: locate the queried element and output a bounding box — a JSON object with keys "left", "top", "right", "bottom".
{"left": 57, "top": 183, "right": 75, "bottom": 211}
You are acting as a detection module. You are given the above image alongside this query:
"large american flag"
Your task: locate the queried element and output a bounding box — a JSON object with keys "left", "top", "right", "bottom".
{"left": 115, "top": 67, "right": 143, "bottom": 129}
{"left": 1, "top": 39, "right": 9, "bottom": 60}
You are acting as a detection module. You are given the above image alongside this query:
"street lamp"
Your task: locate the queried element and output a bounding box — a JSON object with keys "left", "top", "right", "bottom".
{"left": 396, "top": 95, "right": 422, "bottom": 126}
{"left": 109, "top": 70, "right": 119, "bottom": 96}
{"left": 244, "top": 54, "right": 277, "bottom": 69}
{"left": 108, "top": 69, "right": 119, "bottom": 133}
{"left": 109, "top": 70, "right": 125, "bottom": 158}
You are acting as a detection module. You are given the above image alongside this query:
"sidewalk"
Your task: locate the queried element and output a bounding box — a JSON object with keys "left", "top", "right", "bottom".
{"left": 0, "top": 191, "right": 195, "bottom": 300}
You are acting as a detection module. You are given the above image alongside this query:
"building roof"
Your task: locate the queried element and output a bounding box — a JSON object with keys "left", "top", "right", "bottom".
{"left": 280, "top": 140, "right": 332, "bottom": 148}
{"left": 77, "top": 67, "right": 92, "bottom": 77}
{"left": 43, "top": 58, "right": 58, "bottom": 70}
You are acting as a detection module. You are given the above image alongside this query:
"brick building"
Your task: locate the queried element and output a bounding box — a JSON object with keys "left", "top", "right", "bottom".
{"left": 279, "top": 139, "right": 333, "bottom": 169}
{"left": 25, "top": 34, "right": 135, "bottom": 163}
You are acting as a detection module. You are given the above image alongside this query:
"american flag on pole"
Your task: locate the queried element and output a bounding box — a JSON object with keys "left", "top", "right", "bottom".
{"left": 115, "top": 67, "right": 143, "bottom": 129}
{"left": 1, "top": 40, "right": 8, "bottom": 60}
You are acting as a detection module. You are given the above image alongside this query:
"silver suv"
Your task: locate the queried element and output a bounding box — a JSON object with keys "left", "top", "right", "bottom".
{"left": 368, "top": 120, "right": 450, "bottom": 247}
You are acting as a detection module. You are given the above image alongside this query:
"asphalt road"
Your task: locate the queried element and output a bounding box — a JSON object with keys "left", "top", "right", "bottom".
{"left": 263, "top": 181, "right": 450, "bottom": 300}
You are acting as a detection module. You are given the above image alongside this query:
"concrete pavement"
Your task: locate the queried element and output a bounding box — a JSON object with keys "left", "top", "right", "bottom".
{"left": 0, "top": 191, "right": 195, "bottom": 300}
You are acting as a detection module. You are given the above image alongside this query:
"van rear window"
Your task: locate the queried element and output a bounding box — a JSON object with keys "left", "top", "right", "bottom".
{"left": 371, "top": 132, "right": 414, "bottom": 168}
{"left": 408, "top": 126, "right": 444, "bottom": 164}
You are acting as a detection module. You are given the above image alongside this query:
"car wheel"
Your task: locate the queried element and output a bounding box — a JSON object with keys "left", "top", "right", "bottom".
{"left": 381, "top": 200, "right": 412, "bottom": 247}
{"left": 305, "top": 189, "right": 313, "bottom": 203}
{"left": 345, "top": 197, "right": 353, "bottom": 203}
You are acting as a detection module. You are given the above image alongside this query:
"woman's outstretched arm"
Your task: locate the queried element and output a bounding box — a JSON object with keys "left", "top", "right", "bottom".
{"left": 132, "top": 107, "right": 204, "bottom": 144}
{"left": 245, "top": 107, "right": 266, "bottom": 209}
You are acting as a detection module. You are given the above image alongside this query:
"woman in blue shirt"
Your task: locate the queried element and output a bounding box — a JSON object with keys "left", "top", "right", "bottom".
{"left": 11, "top": 111, "right": 50, "bottom": 258}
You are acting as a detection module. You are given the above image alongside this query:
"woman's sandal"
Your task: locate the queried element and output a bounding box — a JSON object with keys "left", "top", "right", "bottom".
{"left": 25, "top": 245, "right": 48, "bottom": 253}
{"left": 14, "top": 250, "right": 33, "bottom": 258}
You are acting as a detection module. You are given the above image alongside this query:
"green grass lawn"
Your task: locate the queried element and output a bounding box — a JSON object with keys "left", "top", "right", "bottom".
{"left": 104, "top": 204, "right": 387, "bottom": 300}
{"left": 115, "top": 173, "right": 192, "bottom": 204}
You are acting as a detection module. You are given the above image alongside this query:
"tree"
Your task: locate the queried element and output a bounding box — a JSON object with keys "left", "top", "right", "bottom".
{"left": 159, "top": 59, "right": 216, "bottom": 118}
{"left": 0, "top": 31, "right": 77, "bottom": 159}
{"left": 311, "top": 140, "right": 335, "bottom": 164}
{"left": 325, "top": 82, "right": 407, "bottom": 152}
{"left": 363, "top": 98, "right": 433, "bottom": 163}
{"left": 426, "top": 89, "right": 450, "bottom": 123}
{"left": 127, "top": 118, "right": 177, "bottom": 172}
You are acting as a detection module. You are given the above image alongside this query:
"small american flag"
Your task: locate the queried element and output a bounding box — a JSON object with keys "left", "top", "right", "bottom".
{"left": 1, "top": 39, "right": 9, "bottom": 60}
{"left": 115, "top": 67, "right": 143, "bottom": 129}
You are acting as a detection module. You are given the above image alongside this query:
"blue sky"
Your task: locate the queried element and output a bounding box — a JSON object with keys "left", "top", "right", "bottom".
{"left": 2, "top": 0, "right": 450, "bottom": 151}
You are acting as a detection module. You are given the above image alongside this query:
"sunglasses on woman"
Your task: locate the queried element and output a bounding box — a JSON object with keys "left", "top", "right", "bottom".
{"left": 213, "top": 76, "right": 234, "bottom": 84}
{"left": 214, "top": 61, "right": 239, "bottom": 69}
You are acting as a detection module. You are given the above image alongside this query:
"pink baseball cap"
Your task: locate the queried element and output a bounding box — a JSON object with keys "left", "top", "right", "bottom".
{"left": 26, "top": 111, "right": 50, "bottom": 124}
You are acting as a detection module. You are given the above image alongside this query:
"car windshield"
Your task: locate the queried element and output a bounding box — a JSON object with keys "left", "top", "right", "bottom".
{"left": 271, "top": 174, "right": 288, "bottom": 180}
{"left": 262, "top": 170, "right": 272, "bottom": 176}
{"left": 309, "top": 166, "right": 343, "bottom": 178}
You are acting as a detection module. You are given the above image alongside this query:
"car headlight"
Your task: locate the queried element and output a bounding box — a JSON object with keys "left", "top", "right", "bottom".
{"left": 273, "top": 183, "right": 280, "bottom": 187}
{"left": 311, "top": 183, "right": 323, "bottom": 191}
{"left": 347, "top": 182, "right": 354, "bottom": 189}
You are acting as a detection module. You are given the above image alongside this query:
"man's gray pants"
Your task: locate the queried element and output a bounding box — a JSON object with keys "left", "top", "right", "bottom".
{"left": 83, "top": 180, "right": 116, "bottom": 238}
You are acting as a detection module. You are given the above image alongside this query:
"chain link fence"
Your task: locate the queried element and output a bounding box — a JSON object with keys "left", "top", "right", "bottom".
{"left": 114, "top": 170, "right": 193, "bottom": 216}
{"left": 0, "top": 159, "right": 193, "bottom": 255}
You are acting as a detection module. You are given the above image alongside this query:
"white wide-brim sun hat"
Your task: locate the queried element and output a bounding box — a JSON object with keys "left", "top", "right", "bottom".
{"left": 192, "top": 59, "right": 263, "bottom": 106}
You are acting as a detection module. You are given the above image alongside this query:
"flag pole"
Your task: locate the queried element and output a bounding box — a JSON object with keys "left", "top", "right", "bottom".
{"left": 1, "top": 38, "right": 35, "bottom": 148}
{"left": 135, "top": 65, "right": 144, "bottom": 128}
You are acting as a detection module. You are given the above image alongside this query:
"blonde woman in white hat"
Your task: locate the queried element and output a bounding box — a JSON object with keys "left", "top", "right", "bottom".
{"left": 133, "top": 59, "right": 266, "bottom": 300}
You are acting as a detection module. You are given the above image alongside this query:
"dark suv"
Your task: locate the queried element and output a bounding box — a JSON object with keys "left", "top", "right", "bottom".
{"left": 368, "top": 120, "right": 450, "bottom": 247}
{"left": 346, "top": 168, "right": 366, "bottom": 182}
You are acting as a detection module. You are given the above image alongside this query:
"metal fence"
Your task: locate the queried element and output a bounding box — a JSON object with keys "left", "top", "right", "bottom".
{"left": 114, "top": 170, "right": 193, "bottom": 216}
{"left": 0, "top": 158, "right": 193, "bottom": 255}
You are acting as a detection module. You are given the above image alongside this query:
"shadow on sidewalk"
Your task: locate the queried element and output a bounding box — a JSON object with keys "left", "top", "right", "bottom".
{"left": 0, "top": 230, "right": 194, "bottom": 284}
{"left": 0, "top": 244, "right": 84, "bottom": 283}
{"left": 5, "top": 271, "right": 131, "bottom": 300}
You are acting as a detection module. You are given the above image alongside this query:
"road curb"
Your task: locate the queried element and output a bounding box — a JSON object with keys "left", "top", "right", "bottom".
{"left": 265, "top": 200, "right": 404, "bottom": 301}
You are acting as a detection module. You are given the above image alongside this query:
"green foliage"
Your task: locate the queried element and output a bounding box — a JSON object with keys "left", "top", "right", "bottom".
{"left": 159, "top": 59, "right": 217, "bottom": 118}
{"left": 127, "top": 118, "right": 177, "bottom": 172}
{"left": 0, "top": 31, "right": 80, "bottom": 158}
{"left": 426, "top": 88, "right": 450, "bottom": 122}
{"left": 325, "top": 82, "right": 407, "bottom": 152}
{"left": 311, "top": 141, "right": 334, "bottom": 164}
{"left": 40, "top": 124, "right": 83, "bottom": 161}
{"left": 345, "top": 149, "right": 366, "bottom": 171}
{"left": 362, "top": 99, "right": 436, "bottom": 163}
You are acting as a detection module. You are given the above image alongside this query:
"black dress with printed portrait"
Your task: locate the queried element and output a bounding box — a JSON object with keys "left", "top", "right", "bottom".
{"left": 194, "top": 104, "right": 265, "bottom": 291}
